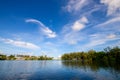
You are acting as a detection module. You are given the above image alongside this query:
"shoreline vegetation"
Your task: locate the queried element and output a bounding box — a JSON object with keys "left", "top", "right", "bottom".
{"left": 61, "top": 46, "right": 120, "bottom": 64}
{"left": 0, "top": 54, "right": 53, "bottom": 60}
{"left": 0, "top": 46, "right": 120, "bottom": 62}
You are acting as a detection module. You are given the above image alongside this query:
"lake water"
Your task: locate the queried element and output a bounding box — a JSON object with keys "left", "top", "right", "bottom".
{"left": 0, "top": 60, "right": 120, "bottom": 80}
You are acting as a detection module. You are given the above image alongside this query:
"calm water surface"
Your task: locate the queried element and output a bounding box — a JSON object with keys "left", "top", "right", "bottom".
{"left": 0, "top": 60, "right": 120, "bottom": 80}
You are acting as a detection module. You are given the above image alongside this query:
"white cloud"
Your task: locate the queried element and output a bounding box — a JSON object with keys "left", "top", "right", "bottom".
{"left": 96, "top": 17, "right": 120, "bottom": 27}
{"left": 85, "top": 33, "right": 120, "bottom": 48}
{"left": 41, "top": 27, "right": 56, "bottom": 38}
{"left": 95, "top": 17, "right": 120, "bottom": 33}
{"left": 0, "top": 38, "right": 40, "bottom": 50}
{"left": 72, "top": 16, "right": 88, "bottom": 31}
{"left": 85, "top": 39, "right": 106, "bottom": 47}
{"left": 26, "top": 19, "right": 57, "bottom": 38}
{"left": 63, "top": 31, "right": 82, "bottom": 44}
{"left": 101, "top": 0, "right": 120, "bottom": 16}
{"left": 72, "top": 21, "right": 85, "bottom": 31}
{"left": 84, "top": 16, "right": 120, "bottom": 48}
{"left": 26, "top": 19, "right": 45, "bottom": 27}
{"left": 80, "top": 16, "right": 89, "bottom": 23}
{"left": 64, "top": 0, "right": 89, "bottom": 12}
{"left": 61, "top": 17, "right": 88, "bottom": 45}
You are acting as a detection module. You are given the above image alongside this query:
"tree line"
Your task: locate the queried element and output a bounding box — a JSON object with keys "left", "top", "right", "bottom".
{"left": 61, "top": 46, "right": 120, "bottom": 64}
{"left": 0, "top": 54, "right": 53, "bottom": 60}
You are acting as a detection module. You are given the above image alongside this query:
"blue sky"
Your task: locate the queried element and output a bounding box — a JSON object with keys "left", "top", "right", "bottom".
{"left": 0, "top": 0, "right": 120, "bottom": 58}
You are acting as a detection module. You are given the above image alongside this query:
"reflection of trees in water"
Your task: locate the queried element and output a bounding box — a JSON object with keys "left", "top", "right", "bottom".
{"left": 62, "top": 60, "right": 120, "bottom": 77}
{"left": 61, "top": 46, "right": 120, "bottom": 78}
{"left": 62, "top": 61, "right": 98, "bottom": 71}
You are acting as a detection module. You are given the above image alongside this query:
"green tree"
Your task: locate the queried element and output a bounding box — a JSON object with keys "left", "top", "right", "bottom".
{"left": 0, "top": 54, "right": 7, "bottom": 60}
{"left": 8, "top": 55, "right": 16, "bottom": 60}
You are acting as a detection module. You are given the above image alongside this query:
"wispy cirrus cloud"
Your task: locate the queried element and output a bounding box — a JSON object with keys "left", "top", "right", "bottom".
{"left": 86, "top": 33, "right": 120, "bottom": 47}
{"left": 95, "top": 16, "right": 120, "bottom": 28}
{"left": 64, "top": 0, "right": 89, "bottom": 12}
{"left": 61, "top": 16, "right": 88, "bottom": 44}
{"left": 0, "top": 38, "right": 40, "bottom": 50}
{"left": 62, "top": 0, "right": 120, "bottom": 48}
{"left": 94, "top": 16, "right": 120, "bottom": 34}
{"left": 26, "top": 19, "right": 57, "bottom": 38}
{"left": 85, "top": 16, "right": 120, "bottom": 48}
{"left": 107, "top": 34, "right": 116, "bottom": 39}
{"left": 100, "top": 0, "right": 120, "bottom": 16}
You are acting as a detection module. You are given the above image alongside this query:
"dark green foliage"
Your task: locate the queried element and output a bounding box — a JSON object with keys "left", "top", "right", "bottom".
{"left": 61, "top": 46, "right": 120, "bottom": 64}
{"left": 24, "top": 55, "right": 53, "bottom": 60}
{"left": 0, "top": 54, "right": 7, "bottom": 60}
{"left": 0, "top": 54, "right": 53, "bottom": 60}
{"left": 8, "top": 55, "right": 16, "bottom": 60}
{"left": 38, "top": 55, "right": 53, "bottom": 60}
